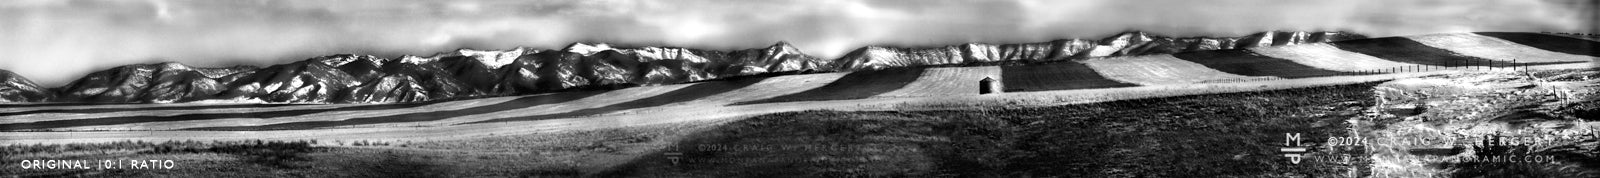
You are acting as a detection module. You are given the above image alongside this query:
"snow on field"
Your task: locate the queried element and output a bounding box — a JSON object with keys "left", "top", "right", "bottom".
{"left": 1250, "top": 43, "right": 1417, "bottom": 71}
{"left": 1083, "top": 55, "right": 1279, "bottom": 85}
{"left": 1406, "top": 33, "right": 1597, "bottom": 63}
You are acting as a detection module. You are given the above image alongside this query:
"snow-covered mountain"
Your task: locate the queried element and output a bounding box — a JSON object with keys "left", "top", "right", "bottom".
{"left": 831, "top": 31, "right": 1364, "bottom": 70}
{"left": 2, "top": 31, "right": 1360, "bottom": 103}
{"left": 0, "top": 70, "right": 52, "bottom": 102}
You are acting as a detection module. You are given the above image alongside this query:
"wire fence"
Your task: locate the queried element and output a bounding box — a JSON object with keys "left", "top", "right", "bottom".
{"left": 861, "top": 60, "right": 1558, "bottom": 111}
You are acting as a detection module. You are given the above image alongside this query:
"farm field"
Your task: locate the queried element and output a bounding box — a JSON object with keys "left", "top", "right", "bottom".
{"left": 999, "top": 61, "right": 1138, "bottom": 91}
{"left": 1170, "top": 49, "right": 1371, "bottom": 78}
{"left": 1475, "top": 32, "right": 1600, "bottom": 56}
{"left": 1405, "top": 33, "right": 1597, "bottom": 63}
{"left": 875, "top": 66, "right": 1000, "bottom": 97}
{"left": 733, "top": 68, "right": 925, "bottom": 105}
{"left": 1082, "top": 54, "right": 1279, "bottom": 85}
{"left": 1249, "top": 43, "right": 1419, "bottom": 72}
{"left": 1331, "top": 37, "right": 1581, "bottom": 67}
{"left": 462, "top": 77, "right": 769, "bottom": 124}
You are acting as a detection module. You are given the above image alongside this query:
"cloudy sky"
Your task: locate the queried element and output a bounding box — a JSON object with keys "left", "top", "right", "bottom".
{"left": 1, "top": 0, "right": 1595, "bottom": 86}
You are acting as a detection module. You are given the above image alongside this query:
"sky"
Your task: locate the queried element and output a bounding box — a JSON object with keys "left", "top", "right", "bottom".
{"left": 1, "top": 0, "right": 1595, "bottom": 86}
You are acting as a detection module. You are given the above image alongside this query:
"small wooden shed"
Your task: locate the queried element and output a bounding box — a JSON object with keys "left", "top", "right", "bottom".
{"left": 979, "top": 77, "right": 1002, "bottom": 95}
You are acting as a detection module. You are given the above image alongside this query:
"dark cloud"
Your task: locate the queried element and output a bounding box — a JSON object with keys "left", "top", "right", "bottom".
{"left": 0, "top": 0, "right": 1593, "bottom": 86}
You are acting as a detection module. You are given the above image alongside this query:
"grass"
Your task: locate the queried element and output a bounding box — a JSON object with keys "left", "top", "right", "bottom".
{"left": 1, "top": 120, "right": 724, "bottom": 177}
{"left": 602, "top": 82, "right": 1381, "bottom": 177}
{"left": 1361, "top": 70, "right": 1600, "bottom": 177}
{"left": 1, "top": 140, "right": 323, "bottom": 177}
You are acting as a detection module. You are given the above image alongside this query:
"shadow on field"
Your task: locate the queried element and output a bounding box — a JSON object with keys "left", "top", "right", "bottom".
{"left": 1329, "top": 37, "right": 1586, "bottom": 67}
{"left": 0, "top": 94, "right": 568, "bottom": 131}
{"left": 597, "top": 82, "right": 1381, "bottom": 177}
{"left": 1171, "top": 49, "right": 1375, "bottom": 78}
{"left": 0, "top": 103, "right": 314, "bottom": 117}
{"left": 733, "top": 68, "right": 925, "bottom": 105}
{"left": 1474, "top": 32, "right": 1600, "bottom": 57}
{"left": 999, "top": 61, "right": 1139, "bottom": 92}
{"left": 466, "top": 77, "right": 768, "bottom": 125}
{"left": 183, "top": 91, "right": 606, "bottom": 131}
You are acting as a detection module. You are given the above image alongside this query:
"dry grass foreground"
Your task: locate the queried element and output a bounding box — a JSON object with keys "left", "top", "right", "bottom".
{"left": 1363, "top": 69, "right": 1600, "bottom": 177}
{"left": 1, "top": 119, "right": 729, "bottom": 177}
{"left": 600, "top": 82, "right": 1381, "bottom": 177}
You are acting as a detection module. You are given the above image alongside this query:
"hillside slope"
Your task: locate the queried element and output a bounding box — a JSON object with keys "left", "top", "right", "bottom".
{"left": 0, "top": 31, "right": 1359, "bottom": 103}
{"left": 1, "top": 32, "right": 1594, "bottom": 132}
{"left": 0, "top": 70, "right": 51, "bottom": 102}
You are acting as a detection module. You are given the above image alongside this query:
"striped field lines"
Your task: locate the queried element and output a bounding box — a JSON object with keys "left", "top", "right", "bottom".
{"left": 1329, "top": 36, "right": 1587, "bottom": 67}
{"left": 182, "top": 84, "right": 695, "bottom": 130}
{"left": 1001, "top": 61, "right": 1139, "bottom": 92}
{"left": 40, "top": 92, "right": 606, "bottom": 131}
{"left": 876, "top": 66, "right": 1001, "bottom": 97}
{"left": 732, "top": 68, "right": 926, "bottom": 105}
{"left": 689, "top": 72, "right": 851, "bottom": 104}
{"left": 1474, "top": 32, "right": 1600, "bottom": 57}
{"left": 457, "top": 77, "right": 770, "bottom": 125}
{"left": 0, "top": 103, "right": 305, "bottom": 114}
{"left": 0, "top": 32, "right": 1597, "bottom": 133}
{"left": 1171, "top": 49, "right": 1372, "bottom": 78}
{"left": 1084, "top": 55, "right": 1280, "bottom": 85}
{"left": 0, "top": 98, "right": 513, "bottom": 125}
{"left": 1405, "top": 33, "right": 1597, "bottom": 63}
{"left": 1250, "top": 43, "right": 1417, "bottom": 72}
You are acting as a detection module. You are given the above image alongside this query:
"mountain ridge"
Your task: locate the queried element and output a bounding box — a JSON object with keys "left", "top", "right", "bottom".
{"left": 1, "top": 31, "right": 1364, "bottom": 103}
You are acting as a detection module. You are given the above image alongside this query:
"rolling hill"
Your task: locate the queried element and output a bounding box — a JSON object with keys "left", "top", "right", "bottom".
{"left": 0, "top": 31, "right": 1362, "bottom": 104}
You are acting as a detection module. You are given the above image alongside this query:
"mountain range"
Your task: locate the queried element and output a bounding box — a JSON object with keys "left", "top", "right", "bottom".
{"left": 0, "top": 31, "right": 1364, "bottom": 103}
